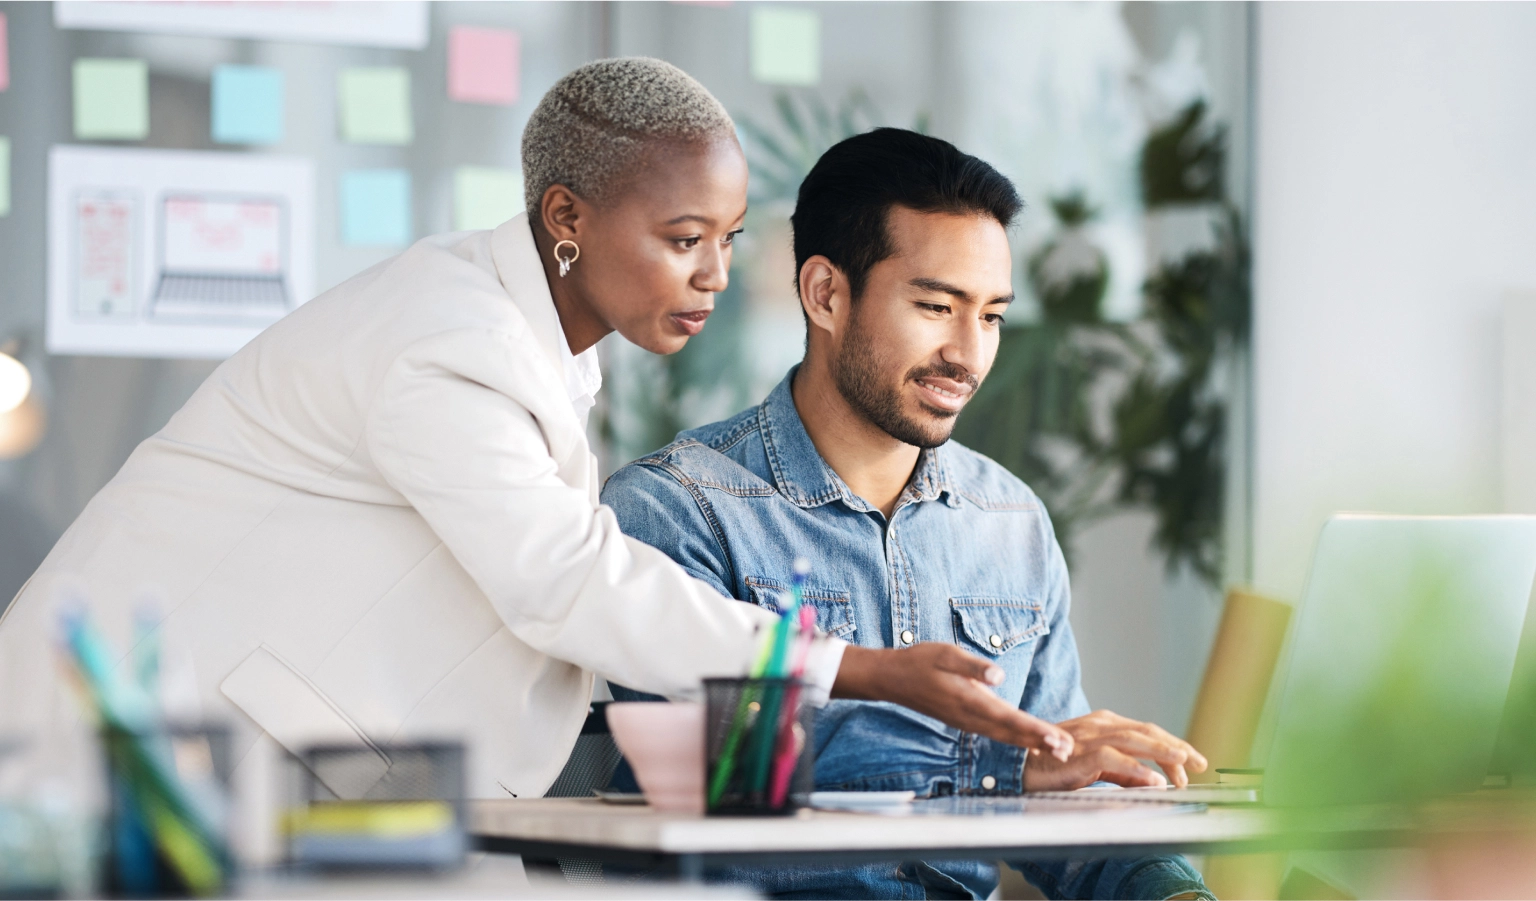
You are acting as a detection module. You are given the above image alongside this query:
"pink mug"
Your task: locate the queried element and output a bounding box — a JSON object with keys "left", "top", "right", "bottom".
{"left": 605, "top": 702, "right": 705, "bottom": 814}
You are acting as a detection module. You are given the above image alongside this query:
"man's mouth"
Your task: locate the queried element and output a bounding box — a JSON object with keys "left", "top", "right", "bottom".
{"left": 913, "top": 376, "right": 974, "bottom": 413}
{"left": 670, "top": 310, "right": 711, "bottom": 336}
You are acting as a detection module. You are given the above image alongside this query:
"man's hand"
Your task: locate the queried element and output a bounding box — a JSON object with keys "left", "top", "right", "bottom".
{"left": 1022, "top": 709, "right": 1208, "bottom": 791}
{"left": 832, "top": 644, "right": 1074, "bottom": 760}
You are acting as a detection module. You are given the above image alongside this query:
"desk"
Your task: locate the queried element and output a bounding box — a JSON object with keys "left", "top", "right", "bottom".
{"left": 469, "top": 798, "right": 1436, "bottom": 880}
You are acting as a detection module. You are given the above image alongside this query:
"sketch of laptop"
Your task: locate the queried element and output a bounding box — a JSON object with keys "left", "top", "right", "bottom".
{"left": 150, "top": 193, "right": 290, "bottom": 322}
{"left": 1036, "top": 515, "right": 1536, "bottom": 807}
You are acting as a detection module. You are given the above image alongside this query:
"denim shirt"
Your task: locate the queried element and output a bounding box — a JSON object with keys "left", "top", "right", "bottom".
{"left": 602, "top": 370, "right": 1210, "bottom": 901}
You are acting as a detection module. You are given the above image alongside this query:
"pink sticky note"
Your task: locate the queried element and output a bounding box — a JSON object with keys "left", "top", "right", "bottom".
{"left": 0, "top": 14, "right": 10, "bottom": 93}
{"left": 448, "top": 26, "right": 518, "bottom": 106}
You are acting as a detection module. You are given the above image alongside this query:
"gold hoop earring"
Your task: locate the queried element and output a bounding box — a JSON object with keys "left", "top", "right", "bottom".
{"left": 553, "top": 240, "right": 580, "bottom": 278}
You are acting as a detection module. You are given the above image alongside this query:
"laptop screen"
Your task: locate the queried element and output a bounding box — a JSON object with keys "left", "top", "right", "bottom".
{"left": 161, "top": 195, "right": 284, "bottom": 277}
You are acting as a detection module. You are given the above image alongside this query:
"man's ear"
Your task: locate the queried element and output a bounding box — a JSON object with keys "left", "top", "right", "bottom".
{"left": 798, "top": 255, "right": 848, "bottom": 337}
{"left": 539, "top": 184, "right": 583, "bottom": 242}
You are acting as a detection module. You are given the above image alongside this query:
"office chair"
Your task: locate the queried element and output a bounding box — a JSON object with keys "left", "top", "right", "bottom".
{"left": 533, "top": 701, "right": 621, "bottom": 885}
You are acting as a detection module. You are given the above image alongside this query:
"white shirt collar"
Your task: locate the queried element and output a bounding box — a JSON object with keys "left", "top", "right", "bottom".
{"left": 555, "top": 318, "right": 603, "bottom": 428}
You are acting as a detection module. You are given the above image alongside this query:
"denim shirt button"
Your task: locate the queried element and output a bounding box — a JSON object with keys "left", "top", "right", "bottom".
{"left": 988, "top": 633, "right": 1003, "bottom": 648}
{"left": 899, "top": 629, "right": 915, "bottom": 645}
{"left": 981, "top": 775, "right": 997, "bottom": 790}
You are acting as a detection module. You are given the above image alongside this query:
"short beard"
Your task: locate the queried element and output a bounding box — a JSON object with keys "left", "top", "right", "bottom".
{"left": 830, "top": 310, "right": 976, "bottom": 450}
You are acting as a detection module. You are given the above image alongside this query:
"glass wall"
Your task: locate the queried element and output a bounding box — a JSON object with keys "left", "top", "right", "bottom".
{"left": 0, "top": 1, "right": 1250, "bottom": 730}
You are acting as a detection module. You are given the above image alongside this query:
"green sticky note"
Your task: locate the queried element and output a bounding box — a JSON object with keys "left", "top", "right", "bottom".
{"left": 338, "top": 67, "right": 412, "bottom": 145}
{"left": 74, "top": 58, "right": 149, "bottom": 140}
{"left": 750, "top": 8, "right": 820, "bottom": 86}
{"left": 454, "top": 166, "right": 523, "bottom": 232}
{"left": 0, "top": 137, "right": 9, "bottom": 217}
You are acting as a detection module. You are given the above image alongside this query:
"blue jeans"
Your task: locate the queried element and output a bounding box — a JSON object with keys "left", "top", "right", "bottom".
{"left": 608, "top": 693, "right": 1212, "bottom": 900}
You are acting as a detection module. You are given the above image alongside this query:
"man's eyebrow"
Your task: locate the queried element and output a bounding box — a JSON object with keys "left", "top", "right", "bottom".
{"left": 909, "top": 277, "right": 1014, "bottom": 305}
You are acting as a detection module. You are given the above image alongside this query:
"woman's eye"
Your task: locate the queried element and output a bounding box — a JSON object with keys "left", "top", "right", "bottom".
{"left": 676, "top": 236, "right": 701, "bottom": 250}
{"left": 723, "top": 229, "right": 744, "bottom": 246}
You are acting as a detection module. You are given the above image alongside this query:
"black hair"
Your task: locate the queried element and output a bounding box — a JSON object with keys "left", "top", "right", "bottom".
{"left": 790, "top": 127, "right": 1023, "bottom": 301}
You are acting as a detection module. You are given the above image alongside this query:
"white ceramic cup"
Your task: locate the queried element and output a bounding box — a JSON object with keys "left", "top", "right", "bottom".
{"left": 605, "top": 702, "right": 705, "bottom": 814}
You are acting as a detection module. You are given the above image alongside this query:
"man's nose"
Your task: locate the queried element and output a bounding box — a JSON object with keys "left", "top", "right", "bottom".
{"left": 693, "top": 244, "right": 730, "bottom": 293}
{"left": 944, "top": 317, "right": 990, "bottom": 375}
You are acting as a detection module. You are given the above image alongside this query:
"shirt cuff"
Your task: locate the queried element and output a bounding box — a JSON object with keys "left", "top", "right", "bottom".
{"left": 798, "top": 636, "right": 847, "bottom": 707}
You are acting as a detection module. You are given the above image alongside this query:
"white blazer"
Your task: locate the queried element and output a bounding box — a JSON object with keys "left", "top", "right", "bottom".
{"left": 0, "top": 215, "right": 779, "bottom": 800}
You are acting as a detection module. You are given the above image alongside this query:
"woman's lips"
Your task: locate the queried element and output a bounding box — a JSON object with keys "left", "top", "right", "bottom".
{"left": 671, "top": 310, "right": 711, "bottom": 336}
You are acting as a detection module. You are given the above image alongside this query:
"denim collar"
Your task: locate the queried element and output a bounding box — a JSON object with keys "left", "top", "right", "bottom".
{"left": 758, "top": 367, "right": 957, "bottom": 513}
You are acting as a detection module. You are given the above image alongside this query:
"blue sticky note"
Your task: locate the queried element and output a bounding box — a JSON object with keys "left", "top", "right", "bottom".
{"left": 340, "top": 170, "right": 412, "bottom": 246}
{"left": 212, "top": 65, "right": 284, "bottom": 145}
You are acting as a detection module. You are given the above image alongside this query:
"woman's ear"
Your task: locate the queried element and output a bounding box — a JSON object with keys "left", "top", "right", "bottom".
{"left": 539, "top": 184, "right": 583, "bottom": 241}
{"left": 798, "top": 255, "right": 848, "bottom": 337}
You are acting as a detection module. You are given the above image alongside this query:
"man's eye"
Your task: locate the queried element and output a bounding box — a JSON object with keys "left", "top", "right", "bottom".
{"left": 984, "top": 313, "right": 1007, "bottom": 326}
{"left": 920, "top": 303, "right": 950, "bottom": 314}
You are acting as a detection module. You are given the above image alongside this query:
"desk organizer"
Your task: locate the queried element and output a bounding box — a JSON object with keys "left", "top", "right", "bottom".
{"left": 284, "top": 742, "right": 467, "bottom": 871}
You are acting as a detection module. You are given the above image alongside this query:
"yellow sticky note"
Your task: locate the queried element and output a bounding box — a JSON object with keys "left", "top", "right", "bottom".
{"left": 0, "top": 137, "right": 9, "bottom": 217}
{"left": 454, "top": 166, "right": 523, "bottom": 232}
{"left": 338, "top": 67, "right": 412, "bottom": 145}
{"left": 750, "top": 8, "right": 820, "bottom": 86}
{"left": 74, "top": 58, "right": 149, "bottom": 140}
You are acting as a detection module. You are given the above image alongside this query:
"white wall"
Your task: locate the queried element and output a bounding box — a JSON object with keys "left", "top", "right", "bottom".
{"left": 1253, "top": 2, "right": 1536, "bottom": 600}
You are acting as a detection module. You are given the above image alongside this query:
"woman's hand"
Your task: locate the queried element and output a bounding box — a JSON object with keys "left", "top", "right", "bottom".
{"left": 1021, "top": 709, "right": 1208, "bottom": 791}
{"left": 831, "top": 644, "right": 1074, "bottom": 760}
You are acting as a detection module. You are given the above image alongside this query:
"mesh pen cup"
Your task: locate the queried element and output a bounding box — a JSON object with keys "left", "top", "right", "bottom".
{"left": 704, "top": 677, "right": 814, "bottom": 816}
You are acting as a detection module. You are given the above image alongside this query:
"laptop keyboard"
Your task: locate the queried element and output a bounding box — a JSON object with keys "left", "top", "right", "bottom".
{"left": 153, "top": 273, "right": 289, "bottom": 317}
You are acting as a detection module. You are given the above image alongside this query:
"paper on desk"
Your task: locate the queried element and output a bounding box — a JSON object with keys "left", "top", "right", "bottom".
{"left": 340, "top": 169, "right": 412, "bottom": 246}
{"left": 212, "top": 65, "right": 284, "bottom": 145}
{"left": 338, "top": 67, "right": 412, "bottom": 145}
{"left": 750, "top": 7, "right": 819, "bottom": 86}
{"left": 74, "top": 58, "right": 149, "bottom": 140}
{"left": 448, "top": 26, "right": 518, "bottom": 106}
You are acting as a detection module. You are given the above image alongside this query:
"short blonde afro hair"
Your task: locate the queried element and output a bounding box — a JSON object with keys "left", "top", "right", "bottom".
{"left": 521, "top": 57, "right": 737, "bottom": 213}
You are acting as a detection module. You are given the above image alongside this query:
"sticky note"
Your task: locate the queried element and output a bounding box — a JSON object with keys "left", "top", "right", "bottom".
{"left": 447, "top": 26, "right": 519, "bottom": 106}
{"left": 0, "top": 138, "right": 9, "bottom": 217}
{"left": 1, "top": 14, "right": 10, "bottom": 93}
{"left": 73, "top": 58, "right": 150, "bottom": 140}
{"left": 212, "top": 65, "right": 284, "bottom": 145}
{"left": 338, "top": 67, "right": 412, "bottom": 145}
{"left": 454, "top": 166, "right": 523, "bottom": 231}
{"left": 750, "top": 8, "right": 820, "bottom": 86}
{"left": 340, "top": 169, "right": 412, "bottom": 246}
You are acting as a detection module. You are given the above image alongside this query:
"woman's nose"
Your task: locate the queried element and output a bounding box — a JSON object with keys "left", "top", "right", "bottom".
{"left": 693, "top": 246, "right": 730, "bottom": 293}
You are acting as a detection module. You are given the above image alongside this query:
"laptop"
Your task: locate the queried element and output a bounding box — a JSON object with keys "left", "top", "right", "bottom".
{"left": 1043, "top": 515, "right": 1536, "bottom": 808}
{"left": 150, "top": 193, "right": 291, "bottom": 322}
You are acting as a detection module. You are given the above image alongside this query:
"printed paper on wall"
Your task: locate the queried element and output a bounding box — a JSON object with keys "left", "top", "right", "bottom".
{"left": 48, "top": 145, "right": 315, "bottom": 359}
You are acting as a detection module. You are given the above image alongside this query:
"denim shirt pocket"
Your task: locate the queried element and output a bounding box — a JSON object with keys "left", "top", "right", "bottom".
{"left": 745, "top": 576, "right": 857, "bottom": 640}
{"left": 949, "top": 597, "right": 1048, "bottom": 657}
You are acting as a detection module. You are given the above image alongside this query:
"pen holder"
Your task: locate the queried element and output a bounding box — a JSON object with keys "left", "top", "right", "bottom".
{"left": 99, "top": 722, "right": 235, "bottom": 899}
{"left": 704, "top": 677, "right": 814, "bottom": 816}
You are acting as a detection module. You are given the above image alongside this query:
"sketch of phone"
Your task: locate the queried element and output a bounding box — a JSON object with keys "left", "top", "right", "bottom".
{"left": 75, "top": 189, "right": 141, "bottom": 318}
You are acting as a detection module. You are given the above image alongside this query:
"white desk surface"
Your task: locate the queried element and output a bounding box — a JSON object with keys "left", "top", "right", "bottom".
{"left": 470, "top": 797, "right": 1287, "bottom": 857}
